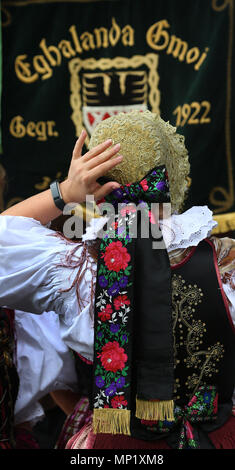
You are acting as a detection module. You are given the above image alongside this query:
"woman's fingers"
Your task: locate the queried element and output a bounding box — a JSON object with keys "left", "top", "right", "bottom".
{"left": 88, "top": 155, "right": 123, "bottom": 182}
{"left": 82, "top": 138, "right": 114, "bottom": 162}
{"left": 86, "top": 143, "right": 121, "bottom": 170}
{"left": 72, "top": 130, "right": 87, "bottom": 160}
{"left": 94, "top": 181, "right": 120, "bottom": 201}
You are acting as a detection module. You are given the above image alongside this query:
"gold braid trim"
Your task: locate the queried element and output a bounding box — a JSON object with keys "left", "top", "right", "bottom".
{"left": 93, "top": 409, "right": 131, "bottom": 435}
{"left": 135, "top": 398, "right": 175, "bottom": 422}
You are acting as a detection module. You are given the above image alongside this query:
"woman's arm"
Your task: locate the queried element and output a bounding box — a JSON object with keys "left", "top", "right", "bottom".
{"left": 1, "top": 130, "right": 122, "bottom": 225}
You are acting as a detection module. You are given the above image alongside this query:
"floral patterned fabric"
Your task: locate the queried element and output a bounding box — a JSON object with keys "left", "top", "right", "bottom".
{"left": 141, "top": 385, "right": 218, "bottom": 448}
{"left": 93, "top": 166, "right": 170, "bottom": 414}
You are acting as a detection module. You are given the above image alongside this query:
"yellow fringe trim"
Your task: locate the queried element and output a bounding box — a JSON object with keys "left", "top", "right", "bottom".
{"left": 212, "top": 212, "right": 235, "bottom": 234}
{"left": 135, "top": 398, "right": 175, "bottom": 422}
{"left": 93, "top": 409, "right": 131, "bottom": 435}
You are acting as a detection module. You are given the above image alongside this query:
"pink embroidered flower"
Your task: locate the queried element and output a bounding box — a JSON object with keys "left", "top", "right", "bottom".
{"left": 114, "top": 295, "right": 130, "bottom": 310}
{"left": 111, "top": 395, "right": 128, "bottom": 409}
{"left": 140, "top": 179, "right": 149, "bottom": 191}
{"left": 103, "top": 241, "right": 130, "bottom": 272}
{"left": 148, "top": 210, "right": 157, "bottom": 224}
{"left": 98, "top": 304, "right": 113, "bottom": 322}
{"left": 98, "top": 341, "right": 127, "bottom": 372}
{"left": 188, "top": 395, "right": 197, "bottom": 407}
{"left": 120, "top": 205, "right": 136, "bottom": 217}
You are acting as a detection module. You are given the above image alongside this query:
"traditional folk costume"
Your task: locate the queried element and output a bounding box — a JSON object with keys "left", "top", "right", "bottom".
{"left": 0, "top": 111, "right": 235, "bottom": 449}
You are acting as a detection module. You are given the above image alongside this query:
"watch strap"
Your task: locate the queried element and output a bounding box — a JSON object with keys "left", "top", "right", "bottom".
{"left": 50, "top": 180, "right": 66, "bottom": 211}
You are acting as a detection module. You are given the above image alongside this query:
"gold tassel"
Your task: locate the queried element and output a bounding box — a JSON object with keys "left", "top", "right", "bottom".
{"left": 93, "top": 409, "right": 131, "bottom": 435}
{"left": 135, "top": 398, "right": 175, "bottom": 422}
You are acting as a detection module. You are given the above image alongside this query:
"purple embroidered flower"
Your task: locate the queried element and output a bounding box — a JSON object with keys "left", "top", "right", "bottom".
{"left": 113, "top": 188, "right": 124, "bottom": 199}
{"left": 98, "top": 275, "right": 108, "bottom": 288}
{"left": 116, "top": 376, "right": 125, "bottom": 388}
{"left": 97, "top": 331, "right": 103, "bottom": 339}
{"left": 108, "top": 281, "right": 120, "bottom": 296}
{"left": 110, "top": 323, "right": 120, "bottom": 333}
{"left": 119, "top": 276, "right": 128, "bottom": 288}
{"left": 156, "top": 181, "right": 166, "bottom": 192}
{"left": 95, "top": 376, "right": 105, "bottom": 388}
{"left": 117, "top": 226, "right": 125, "bottom": 236}
{"left": 105, "top": 382, "right": 117, "bottom": 397}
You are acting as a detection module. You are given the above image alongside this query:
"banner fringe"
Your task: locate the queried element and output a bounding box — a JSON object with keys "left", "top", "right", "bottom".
{"left": 93, "top": 409, "right": 131, "bottom": 435}
{"left": 135, "top": 398, "right": 175, "bottom": 422}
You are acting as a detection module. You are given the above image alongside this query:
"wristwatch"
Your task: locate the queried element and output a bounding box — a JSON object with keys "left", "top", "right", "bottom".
{"left": 50, "top": 180, "right": 66, "bottom": 211}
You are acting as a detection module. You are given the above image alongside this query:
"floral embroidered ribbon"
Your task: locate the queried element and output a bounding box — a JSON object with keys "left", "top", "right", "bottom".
{"left": 92, "top": 166, "right": 174, "bottom": 436}
{"left": 142, "top": 385, "right": 218, "bottom": 448}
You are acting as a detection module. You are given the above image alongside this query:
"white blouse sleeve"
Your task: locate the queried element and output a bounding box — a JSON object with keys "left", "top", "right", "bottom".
{"left": 0, "top": 215, "right": 96, "bottom": 318}
{"left": 14, "top": 310, "right": 79, "bottom": 426}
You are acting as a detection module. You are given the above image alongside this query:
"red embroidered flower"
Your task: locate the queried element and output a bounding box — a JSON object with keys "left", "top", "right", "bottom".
{"left": 98, "top": 311, "right": 111, "bottom": 321}
{"left": 140, "top": 179, "right": 149, "bottom": 191}
{"left": 111, "top": 395, "right": 128, "bottom": 409}
{"left": 113, "top": 295, "right": 130, "bottom": 310}
{"left": 103, "top": 241, "right": 130, "bottom": 272}
{"left": 98, "top": 304, "right": 113, "bottom": 322}
{"left": 98, "top": 341, "right": 127, "bottom": 372}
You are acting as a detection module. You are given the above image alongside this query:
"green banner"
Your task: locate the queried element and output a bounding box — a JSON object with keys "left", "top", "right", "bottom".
{"left": 1, "top": 0, "right": 235, "bottom": 231}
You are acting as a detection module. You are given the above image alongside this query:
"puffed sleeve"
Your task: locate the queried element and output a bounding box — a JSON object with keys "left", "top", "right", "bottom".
{"left": 14, "top": 310, "right": 79, "bottom": 426}
{"left": 0, "top": 215, "right": 96, "bottom": 319}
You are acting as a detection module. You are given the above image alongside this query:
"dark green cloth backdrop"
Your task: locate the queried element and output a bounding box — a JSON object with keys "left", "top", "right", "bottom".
{"left": 1, "top": 0, "right": 234, "bottom": 227}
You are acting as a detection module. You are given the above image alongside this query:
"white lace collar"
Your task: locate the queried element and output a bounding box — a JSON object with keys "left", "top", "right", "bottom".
{"left": 160, "top": 206, "right": 217, "bottom": 252}
{"left": 82, "top": 206, "right": 217, "bottom": 252}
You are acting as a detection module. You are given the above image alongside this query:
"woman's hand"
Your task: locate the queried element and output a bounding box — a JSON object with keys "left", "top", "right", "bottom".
{"left": 60, "top": 130, "right": 122, "bottom": 204}
{"left": 1, "top": 130, "right": 123, "bottom": 224}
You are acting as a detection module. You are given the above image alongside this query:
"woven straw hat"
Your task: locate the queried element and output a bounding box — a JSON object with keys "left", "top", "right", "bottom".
{"left": 89, "top": 110, "right": 190, "bottom": 213}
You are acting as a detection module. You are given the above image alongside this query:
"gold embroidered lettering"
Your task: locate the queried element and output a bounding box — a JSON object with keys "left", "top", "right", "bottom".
{"left": 146, "top": 20, "right": 209, "bottom": 71}
{"left": 122, "top": 24, "right": 135, "bottom": 46}
{"left": 39, "top": 39, "right": 61, "bottom": 66}
{"left": 166, "top": 35, "right": 188, "bottom": 61}
{"left": 80, "top": 31, "right": 96, "bottom": 51}
{"left": 146, "top": 20, "right": 170, "bottom": 50}
{"left": 58, "top": 40, "right": 76, "bottom": 58}
{"left": 94, "top": 27, "right": 109, "bottom": 48}
{"left": 33, "top": 55, "right": 53, "bottom": 80}
{"left": 27, "top": 121, "right": 36, "bottom": 137}
{"left": 47, "top": 121, "right": 59, "bottom": 136}
{"left": 35, "top": 121, "right": 47, "bottom": 141}
{"left": 69, "top": 25, "right": 83, "bottom": 54}
{"left": 186, "top": 47, "right": 200, "bottom": 64}
{"left": 9, "top": 116, "right": 26, "bottom": 138}
{"left": 173, "top": 101, "right": 212, "bottom": 127}
{"left": 9, "top": 116, "right": 59, "bottom": 140}
{"left": 194, "top": 47, "right": 209, "bottom": 71}
{"left": 15, "top": 55, "right": 38, "bottom": 83}
{"left": 109, "top": 17, "right": 121, "bottom": 47}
